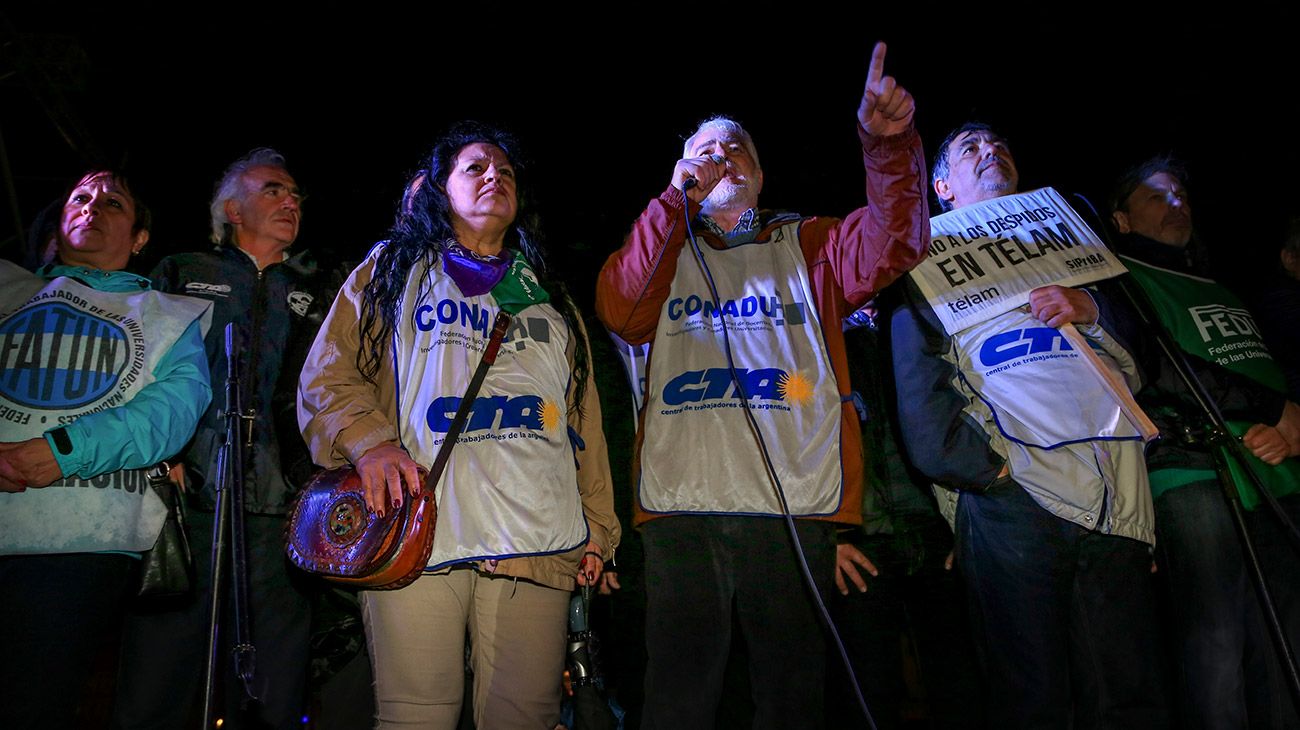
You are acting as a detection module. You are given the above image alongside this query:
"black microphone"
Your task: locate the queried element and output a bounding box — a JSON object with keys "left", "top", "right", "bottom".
{"left": 682, "top": 154, "right": 726, "bottom": 191}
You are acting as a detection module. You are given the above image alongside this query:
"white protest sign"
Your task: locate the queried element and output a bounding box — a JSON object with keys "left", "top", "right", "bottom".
{"left": 910, "top": 187, "right": 1127, "bottom": 335}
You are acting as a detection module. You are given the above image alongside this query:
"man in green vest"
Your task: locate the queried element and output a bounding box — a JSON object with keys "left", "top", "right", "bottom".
{"left": 1111, "top": 156, "right": 1300, "bottom": 728}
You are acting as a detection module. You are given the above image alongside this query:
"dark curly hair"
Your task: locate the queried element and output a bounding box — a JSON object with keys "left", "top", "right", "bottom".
{"left": 356, "top": 121, "right": 590, "bottom": 416}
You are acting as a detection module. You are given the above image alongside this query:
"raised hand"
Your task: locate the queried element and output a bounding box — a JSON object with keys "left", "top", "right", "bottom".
{"left": 670, "top": 154, "right": 727, "bottom": 204}
{"left": 857, "top": 42, "right": 916, "bottom": 137}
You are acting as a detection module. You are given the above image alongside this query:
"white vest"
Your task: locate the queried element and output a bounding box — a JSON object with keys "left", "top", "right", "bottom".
{"left": 640, "top": 222, "right": 843, "bottom": 516}
{"left": 950, "top": 307, "right": 1153, "bottom": 542}
{"left": 0, "top": 261, "right": 211, "bottom": 554}
{"left": 392, "top": 258, "right": 587, "bottom": 568}
{"left": 952, "top": 309, "right": 1143, "bottom": 448}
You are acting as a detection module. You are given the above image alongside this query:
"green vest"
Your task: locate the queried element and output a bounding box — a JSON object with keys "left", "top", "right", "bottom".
{"left": 1122, "top": 255, "right": 1299, "bottom": 508}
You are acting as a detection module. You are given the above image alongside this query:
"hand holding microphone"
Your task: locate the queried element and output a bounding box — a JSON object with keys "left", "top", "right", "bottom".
{"left": 682, "top": 154, "right": 726, "bottom": 190}
{"left": 673, "top": 153, "right": 726, "bottom": 203}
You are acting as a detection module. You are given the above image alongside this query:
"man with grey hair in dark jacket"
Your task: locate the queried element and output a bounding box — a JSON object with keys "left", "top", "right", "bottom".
{"left": 113, "top": 148, "right": 338, "bottom": 730}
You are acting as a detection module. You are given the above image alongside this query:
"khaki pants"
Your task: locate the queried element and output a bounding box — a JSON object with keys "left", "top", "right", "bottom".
{"left": 361, "top": 566, "right": 570, "bottom": 729}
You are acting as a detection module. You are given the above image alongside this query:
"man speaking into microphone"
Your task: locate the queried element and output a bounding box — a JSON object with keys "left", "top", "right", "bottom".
{"left": 596, "top": 43, "right": 928, "bottom": 727}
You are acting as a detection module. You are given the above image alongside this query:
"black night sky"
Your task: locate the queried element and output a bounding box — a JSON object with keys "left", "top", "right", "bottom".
{"left": 3, "top": 12, "right": 1298, "bottom": 726}
{"left": 3, "top": 15, "right": 1295, "bottom": 309}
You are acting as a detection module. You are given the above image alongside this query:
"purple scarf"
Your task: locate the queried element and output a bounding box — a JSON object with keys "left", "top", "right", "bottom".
{"left": 441, "top": 240, "right": 512, "bottom": 297}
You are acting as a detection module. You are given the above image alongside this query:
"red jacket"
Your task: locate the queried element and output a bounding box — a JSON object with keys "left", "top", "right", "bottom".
{"left": 596, "top": 125, "right": 929, "bottom": 526}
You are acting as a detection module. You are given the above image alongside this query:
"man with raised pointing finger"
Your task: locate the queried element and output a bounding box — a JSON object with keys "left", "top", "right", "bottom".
{"left": 597, "top": 43, "right": 928, "bottom": 726}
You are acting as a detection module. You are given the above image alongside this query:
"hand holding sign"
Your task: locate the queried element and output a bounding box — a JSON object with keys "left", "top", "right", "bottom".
{"left": 1029, "top": 286, "right": 1098, "bottom": 328}
{"left": 858, "top": 42, "right": 915, "bottom": 137}
{"left": 1033, "top": 289, "right": 1159, "bottom": 443}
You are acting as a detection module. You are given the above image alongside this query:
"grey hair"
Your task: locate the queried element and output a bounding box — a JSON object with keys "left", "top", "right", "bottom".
{"left": 682, "top": 116, "right": 761, "bottom": 171}
{"left": 932, "top": 122, "right": 1000, "bottom": 212}
{"left": 209, "top": 147, "right": 289, "bottom": 243}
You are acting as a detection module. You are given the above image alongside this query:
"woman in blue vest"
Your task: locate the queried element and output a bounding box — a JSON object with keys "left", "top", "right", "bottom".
{"left": 299, "top": 123, "right": 620, "bottom": 729}
{"left": 0, "top": 169, "right": 212, "bottom": 729}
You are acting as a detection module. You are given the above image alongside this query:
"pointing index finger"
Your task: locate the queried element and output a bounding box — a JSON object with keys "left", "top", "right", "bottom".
{"left": 866, "top": 41, "right": 887, "bottom": 88}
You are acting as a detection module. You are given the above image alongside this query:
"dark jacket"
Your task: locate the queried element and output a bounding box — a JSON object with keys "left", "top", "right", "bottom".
{"left": 1246, "top": 271, "right": 1300, "bottom": 404}
{"left": 843, "top": 308, "right": 942, "bottom": 536}
{"left": 1111, "top": 232, "right": 1286, "bottom": 475}
{"left": 152, "top": 244, "right": 343, "bottom": 514}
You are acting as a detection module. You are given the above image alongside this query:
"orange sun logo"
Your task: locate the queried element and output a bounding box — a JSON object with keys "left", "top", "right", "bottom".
{"left": 540, "top": 400, "right": 563, "bottom": 431}
{"left": 778, "top": 371, "right": 814, "bottom": 405}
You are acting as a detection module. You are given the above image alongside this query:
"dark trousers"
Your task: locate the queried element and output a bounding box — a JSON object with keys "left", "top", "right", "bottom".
{"left": 1251, "top": 491, "right": 1300, "bottom": 713}
{"left": 829, "top": 514, "right": 986, "bottom": 729}
{"left": 956, "top": 480, "right": 1167, "bottom": 730}
{"left": 1155, "top": 480, "right": 1297, "bottom": 729}
{"left": 0, "top": 553, "right": 133, "bottom": 730}
{"left": 641, "top": 514, "right": 835, "bottom": 730}
{"left": 112, "top": 511, "right": 312, "bottom": 730}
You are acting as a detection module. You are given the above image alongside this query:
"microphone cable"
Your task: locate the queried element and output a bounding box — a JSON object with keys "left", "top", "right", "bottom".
{"left": 679, "top": 186, "right": 878, "bottom": 730}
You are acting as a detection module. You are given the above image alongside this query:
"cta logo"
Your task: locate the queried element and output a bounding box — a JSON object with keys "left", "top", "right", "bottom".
{"left": 426, "top": 394, "right": 561, "bottom": 433}
{"left": 0, "top": 302, "right": 129, "bottom": 409}
{"left": 666, "top": 294, "right": 806, "bottom": 327}
{"left": 978, "top": 327, "right": 1073, "bottom": 367}
{"left": 662, "top": 367, "right": 813, "bottom": 406}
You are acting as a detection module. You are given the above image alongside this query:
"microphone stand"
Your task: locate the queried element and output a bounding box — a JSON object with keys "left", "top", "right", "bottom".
{"left": 1072, "top": 193, "right": 1300, "bottom": 712}
{"left": 202, "top": 323, "right": 259, "bottom": 729}
{"left": 1116, "top": 273, "right": 1300, "bottom": 711}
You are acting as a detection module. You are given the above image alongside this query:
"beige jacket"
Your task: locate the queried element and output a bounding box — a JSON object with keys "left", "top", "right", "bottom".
{"left": 297, "top": 250, "right": 620, "bottom": 591}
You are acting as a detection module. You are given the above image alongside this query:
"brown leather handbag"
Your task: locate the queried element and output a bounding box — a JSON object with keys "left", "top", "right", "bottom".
{"left": 285, "top": 466, "right": 436, "bottom": 590}
{"left": 285, "top": 311, "right": 511, "bottom": 590}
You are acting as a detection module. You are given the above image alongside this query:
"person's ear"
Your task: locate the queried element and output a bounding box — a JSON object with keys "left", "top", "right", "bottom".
{"left": 1282, "top": 249, "right": 1299, "bottom": 278}
{"left": 934, "top": 178, "right": 954, "bottom": 205}
{"left": 1112, "top": 210, "right": 1131, "bottom": 234}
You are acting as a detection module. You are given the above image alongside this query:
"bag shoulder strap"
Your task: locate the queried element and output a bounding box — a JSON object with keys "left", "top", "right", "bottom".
{"left": 422, "top": 311, "right": 513, "bottom": 491}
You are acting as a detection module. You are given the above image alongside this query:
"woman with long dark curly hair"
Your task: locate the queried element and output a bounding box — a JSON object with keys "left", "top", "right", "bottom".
{"left": 298, "top": 122, "right": 620, "bottom": 728}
